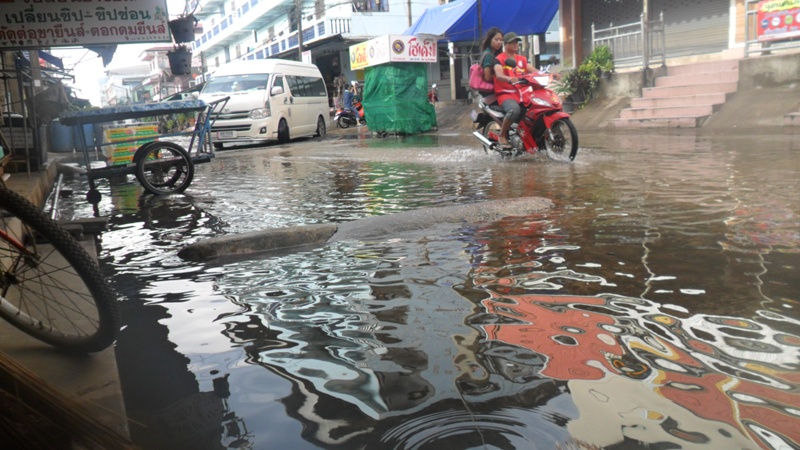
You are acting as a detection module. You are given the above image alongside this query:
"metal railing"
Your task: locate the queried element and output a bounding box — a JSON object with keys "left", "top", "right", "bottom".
{"left": 744, "top": 0, "right": 800, "bottom": 57}
{"left": 592, "top": 12, "right": 665, "bottom": 68}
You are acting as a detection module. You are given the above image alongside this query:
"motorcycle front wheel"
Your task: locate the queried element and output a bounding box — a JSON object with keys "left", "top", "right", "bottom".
{"left": 544, "top": 118, "right": 579, "bottom": 162}
{"left": 337, "top": 116, "right": 351, "bottom": 129}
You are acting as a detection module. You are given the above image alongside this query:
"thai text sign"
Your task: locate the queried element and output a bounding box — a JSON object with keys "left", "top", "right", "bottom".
{"left": 350, "top": 35, "right": 437, "bottom": 70}
{"left": 756, "top": 0, "right": 800, "bottom": 42}
{"left": 0, "top": 0, "right": 171, "bottom": 49}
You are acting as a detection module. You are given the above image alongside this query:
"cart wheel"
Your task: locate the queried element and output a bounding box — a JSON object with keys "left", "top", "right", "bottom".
{"left": 134, "top": 142, "right": 194, "bottom": 195}
{"left": 86, "top": 189, "right": 102, "bottom": 204}
{"left": 132, "top": 141, "right": 163, "bottom": 164}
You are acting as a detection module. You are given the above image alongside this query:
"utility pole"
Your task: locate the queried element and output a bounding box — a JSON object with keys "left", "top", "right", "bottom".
{"left": 408, "top": 0, "right": 412, "bottom": 27}
{"left": 28, "top": 50, "right": 44, "bottom": 95}
{"left": 477, "top": 0, "right": 482, "bottom": 39}
{"left": 296, "top": 0, "right": 304, "bottom": 60}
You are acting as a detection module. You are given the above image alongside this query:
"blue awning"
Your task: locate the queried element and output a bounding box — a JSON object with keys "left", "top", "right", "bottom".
{"left": 38, "top": 50, "right": 64, "bottom": 70}
{"left": 404, "top": 0, "right": 559, "bottom": 43}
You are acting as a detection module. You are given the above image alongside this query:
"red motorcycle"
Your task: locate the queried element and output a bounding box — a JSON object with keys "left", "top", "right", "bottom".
{"left": 471, "top": 69, "right": 578, "bottom": 161}
{"left": 334, "top": 99, "right": 365, "bottom": 128}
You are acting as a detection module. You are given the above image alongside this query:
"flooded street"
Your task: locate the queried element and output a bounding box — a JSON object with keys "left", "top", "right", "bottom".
{"left": 60, "top": 129, "right": 799, "bottom": 449}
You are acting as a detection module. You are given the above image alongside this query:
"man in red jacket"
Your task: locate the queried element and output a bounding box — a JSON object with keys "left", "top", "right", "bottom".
{"left": 493, "top": 32, "right": 536, "bottom": 148}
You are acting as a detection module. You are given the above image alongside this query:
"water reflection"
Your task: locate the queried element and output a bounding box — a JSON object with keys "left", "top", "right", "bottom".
{"left": 55, "top": 131, "right": 799, "bottom": 449}
{"left": 209, "top": 221, "right": 798, "bottom": 448}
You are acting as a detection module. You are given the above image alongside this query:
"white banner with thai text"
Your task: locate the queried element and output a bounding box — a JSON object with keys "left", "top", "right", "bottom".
{"left": 0, "top": 0, "right": 171, "bottom": 49}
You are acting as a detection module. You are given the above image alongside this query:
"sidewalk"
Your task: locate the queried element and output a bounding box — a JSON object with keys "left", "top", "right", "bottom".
{"left": 0, "top": 158, "right": 132, "bottom": 446}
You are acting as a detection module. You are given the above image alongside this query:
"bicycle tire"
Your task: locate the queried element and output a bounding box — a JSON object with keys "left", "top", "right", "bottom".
{"left": 0, "top": 187, "right": 119, "bottom": 353}
{"left": 134, "top": 141, "right": 194, "bottom": 195}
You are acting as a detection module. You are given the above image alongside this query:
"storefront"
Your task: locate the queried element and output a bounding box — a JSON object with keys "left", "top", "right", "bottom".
{"left": 580, "top": 0, "right": 732, "bottom": 61}
{"left": 348, "top": 35, "right": 438, "bottom": 134}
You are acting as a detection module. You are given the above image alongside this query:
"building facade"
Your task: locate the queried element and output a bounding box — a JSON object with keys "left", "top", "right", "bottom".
{"left": 560, "top": 0, "right": 791, "bottom": 69}
{"left": 189, "top": 0, "right": 444, "bottom": 105}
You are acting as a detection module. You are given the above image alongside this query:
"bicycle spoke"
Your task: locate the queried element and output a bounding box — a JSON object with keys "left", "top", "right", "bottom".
{"left": 0, "top": 186, "right": 119, "bottom": 352}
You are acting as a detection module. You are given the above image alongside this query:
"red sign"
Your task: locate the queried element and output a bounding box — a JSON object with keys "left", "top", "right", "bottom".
{"left": 756, "top": 0, "right": 800, "bottom": 42}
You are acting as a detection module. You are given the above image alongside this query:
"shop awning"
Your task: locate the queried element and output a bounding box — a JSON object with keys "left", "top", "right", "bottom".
{"left": 404, "top": 0, "right": 559, "bottom": 43}
{"left": 38, "top": 50, "right": 64, "bottom": 70}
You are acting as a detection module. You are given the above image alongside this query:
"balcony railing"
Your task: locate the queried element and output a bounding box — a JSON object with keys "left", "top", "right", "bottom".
{"left": 592, "top": 12, "right": 665, "bottom": 68}
{"left": 193, "top": 0, "right": 351, "bottom": 58}
{"left": 207, "top": 17, "right": 351, "bottom": 62}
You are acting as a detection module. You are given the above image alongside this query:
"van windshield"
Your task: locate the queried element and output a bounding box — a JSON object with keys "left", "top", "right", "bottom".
{"left": 203, "top": 74, "right": 270, "bottom": 93}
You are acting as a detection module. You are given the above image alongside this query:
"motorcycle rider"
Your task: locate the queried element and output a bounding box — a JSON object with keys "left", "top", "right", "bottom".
{"left": 428, "top": 84, "right": 439, "bottom": 104}
{"left": 479, "top": 27, "right": 504, "bottom": 97}
{"left": 344, "top": 83, "right": 361, "bottom": 126}
{"left": 493, "top": 32, "right": 536, "bottom": 148}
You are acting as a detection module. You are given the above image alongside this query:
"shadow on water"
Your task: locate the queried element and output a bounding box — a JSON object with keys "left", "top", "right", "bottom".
{"left": 57, "top": 130, "right": 799, "bottom": 449}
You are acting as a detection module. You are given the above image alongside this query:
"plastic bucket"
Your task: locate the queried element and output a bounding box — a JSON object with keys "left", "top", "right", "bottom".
{"left": 71, "top": 123, "right": 95, "bottom": 149}
{"left": 49, "top": 119, "right": 75, "bottom": 153}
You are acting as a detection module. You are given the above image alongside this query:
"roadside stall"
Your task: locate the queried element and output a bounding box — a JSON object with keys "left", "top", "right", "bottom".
{"left": 58, "top": 97, "right": 228, "bottom": 206}
{"left": 349, "top": 35, "right": 438, "bottom": 134}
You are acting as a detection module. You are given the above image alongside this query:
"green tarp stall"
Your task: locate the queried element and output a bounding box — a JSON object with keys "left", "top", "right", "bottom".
{"left": 362, "top": 63, "right": 437, "bottom": 134}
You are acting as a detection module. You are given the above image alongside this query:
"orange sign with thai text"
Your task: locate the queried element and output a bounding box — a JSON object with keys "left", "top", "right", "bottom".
{"left": 349, "top": 35, "right": 437, "bottom": 70}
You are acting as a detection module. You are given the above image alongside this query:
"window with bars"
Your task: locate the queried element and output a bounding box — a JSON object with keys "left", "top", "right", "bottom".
{"left": 352, "top": 1, "right": 389, "bottom": 12}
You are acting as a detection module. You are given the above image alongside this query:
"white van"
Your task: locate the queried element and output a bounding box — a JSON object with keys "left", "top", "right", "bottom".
{"left": 199, "top": 59, "right": 328, "bottom": 148}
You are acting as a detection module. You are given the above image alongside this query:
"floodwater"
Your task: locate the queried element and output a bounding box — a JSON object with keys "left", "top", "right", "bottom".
{"left": 59, "top": 129, "right": 799, "bottom": 449}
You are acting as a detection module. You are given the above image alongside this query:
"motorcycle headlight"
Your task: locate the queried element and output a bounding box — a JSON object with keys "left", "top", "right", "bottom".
{"left": 534, "top": 76, "right": 550, "bottom": 86}
{"left": 532, "top": 98, "right": 552, "bottom": 107}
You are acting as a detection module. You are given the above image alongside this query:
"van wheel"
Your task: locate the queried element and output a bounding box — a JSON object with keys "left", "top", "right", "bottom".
{"left": 277, "top": 119, "right": 290, "bottom": 144}
{"left": 315, "top": 116, "right": 326, "bottom": 137}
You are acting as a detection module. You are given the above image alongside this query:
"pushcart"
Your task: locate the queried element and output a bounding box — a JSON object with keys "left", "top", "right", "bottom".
{"left": 58, "top": 97, "right": 229, "bottom": 204}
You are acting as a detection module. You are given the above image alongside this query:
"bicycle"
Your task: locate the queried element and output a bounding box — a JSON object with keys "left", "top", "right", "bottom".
{"left": 0, "top": 182, "right": 119, "bottom": 353}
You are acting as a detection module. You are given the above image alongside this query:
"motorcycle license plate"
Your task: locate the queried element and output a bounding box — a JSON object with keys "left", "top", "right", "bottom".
{"left": 217, "top": 131, "right": 236, "bottom": 139}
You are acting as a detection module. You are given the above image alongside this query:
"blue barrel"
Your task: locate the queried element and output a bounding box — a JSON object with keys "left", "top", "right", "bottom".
{"left": 49, "top": 119, "right": 75, "bottom": 153}
{"left": 72, "top": 123, "right": 95, "bottom": 148}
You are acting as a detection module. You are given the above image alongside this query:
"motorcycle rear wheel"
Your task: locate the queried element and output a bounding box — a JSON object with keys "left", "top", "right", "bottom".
{"left": 337, "top": 116, "right": 351, "bottom": 129}
{"left": 544, "top": 118, "right": 579, "bottom": 162}
{"left": 481, "top": 121, "right": 500, "bottom": 154}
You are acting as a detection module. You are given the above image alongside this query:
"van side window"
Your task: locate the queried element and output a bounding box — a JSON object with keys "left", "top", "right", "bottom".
{"left": 286, "top": 75, "right": 304, "bottom": 97}
{"left": 271, "top": 75, "right": 284, "bottom": 96}
{"left": 308, "top": 77, "right": 326, "bottom": 97}
{"left": 286, "top": 76, "right": 326, "bottom": 97}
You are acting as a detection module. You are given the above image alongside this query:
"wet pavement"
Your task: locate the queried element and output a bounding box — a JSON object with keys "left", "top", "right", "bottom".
{"left": 57, "top": 128, "right": 800, "bottom": 449}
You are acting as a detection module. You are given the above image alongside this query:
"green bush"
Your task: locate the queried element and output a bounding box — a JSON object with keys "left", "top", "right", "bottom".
{"left": 585, "top": 45, "right": 614, "bottom": 75}
{"left": 555, "top": 45, "right": 615, "bottom": 106}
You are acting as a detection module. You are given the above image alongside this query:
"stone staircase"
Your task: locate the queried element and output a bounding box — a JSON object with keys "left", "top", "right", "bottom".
{"left": 609, "top": 59, "right": 740, "bottom": 129}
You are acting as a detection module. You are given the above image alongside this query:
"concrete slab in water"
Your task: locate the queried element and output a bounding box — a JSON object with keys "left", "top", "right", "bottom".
{"left": 178, "top": 197, "right": 553, "bottom": 262}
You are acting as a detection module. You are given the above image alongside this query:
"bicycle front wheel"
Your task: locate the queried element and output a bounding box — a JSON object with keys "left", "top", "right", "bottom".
{"left": 0, "top": 187, "right": 119, "bottom": 353}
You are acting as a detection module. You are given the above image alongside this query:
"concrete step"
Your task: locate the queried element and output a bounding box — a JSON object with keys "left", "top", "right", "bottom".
{"left": 619, "top": 104, "right": 716, "bottom": 119}
{"left": 608, "top": 116, "right": 708, "bottom": 129}
{"left": 666, "top": 59, "right": 739, "bottom": 76}
{"left": 611, "top": 59, "right": 742, "bottom": 129}
{"left": 785, "top": 112, "right": 800, "bottom": 126}
{"left": 631, "top": 92, "right": 729, "bottom": 108}
{"left": 643, "top": 82, "right": 738, "bottom": 98}
{"left": 655, "top": 70, "right": 739, "bottom": 88}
